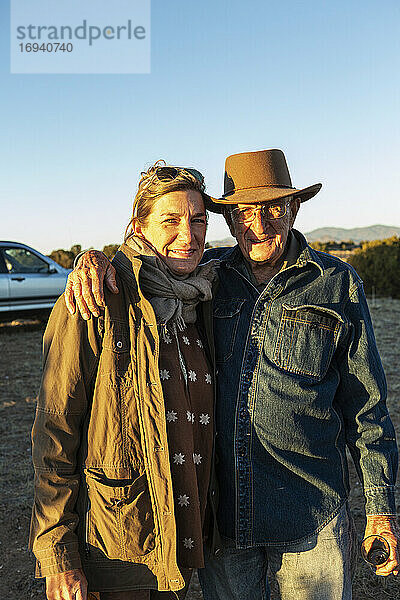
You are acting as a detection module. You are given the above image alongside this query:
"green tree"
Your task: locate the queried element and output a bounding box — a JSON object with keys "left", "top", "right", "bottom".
{"left": 310, "top": 240, "right": 333, "bottom": 252}
{"left": 48, "top": 244, "right": 82, "bottom": 269}
{"left": 341, "top": 240, "right": 356, "bottom": 250}
{"left": 348, "top": 236, "right": 400, "bottom": 298}
{"left": 70, "top": 244, "right": 82, "bottom": 257}
{"left": 102, "top": 244, "right": 120, "bottom": 260}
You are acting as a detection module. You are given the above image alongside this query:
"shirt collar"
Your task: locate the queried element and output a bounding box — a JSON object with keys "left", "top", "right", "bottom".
{"left": 293, "top": 230, "right": 325, "bottom": 275}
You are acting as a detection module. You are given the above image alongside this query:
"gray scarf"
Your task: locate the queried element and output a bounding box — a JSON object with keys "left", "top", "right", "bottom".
{"left": 126, "top": 236, "right": 217, "bottom": 333}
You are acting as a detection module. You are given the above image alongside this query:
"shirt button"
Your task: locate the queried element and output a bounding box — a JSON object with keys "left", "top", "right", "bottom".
{"left": 116, "top": 341, "right": 123, "bottom": 348}
{"left": 214, "top": 547, "right": 222, "bottom": 556}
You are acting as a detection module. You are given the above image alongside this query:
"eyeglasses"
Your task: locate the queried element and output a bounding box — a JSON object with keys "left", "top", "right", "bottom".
{"left": 154, "top": 166, "right": 205, "bottom": 185}
{"left": 231, "top": 200, "right": 291, "bottom": 224}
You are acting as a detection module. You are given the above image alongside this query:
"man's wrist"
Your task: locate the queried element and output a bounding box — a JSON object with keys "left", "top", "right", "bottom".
{"left": 72, "top": 249, "right": 105, "bottom": 269}
{"left": 364, "top": 486, "right": 397, "bottom": 516}
{"left": 72, "top": 250, "right": 87, "bottom": 269}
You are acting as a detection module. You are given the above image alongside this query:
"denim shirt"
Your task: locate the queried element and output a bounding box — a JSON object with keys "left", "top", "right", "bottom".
{"left": 203, "top": 230, "right": 398, "bottom": 549}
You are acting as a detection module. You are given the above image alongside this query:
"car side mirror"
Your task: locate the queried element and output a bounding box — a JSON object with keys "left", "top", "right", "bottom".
{"left": 48, "top": 265, "right": 58, "bottom": 274}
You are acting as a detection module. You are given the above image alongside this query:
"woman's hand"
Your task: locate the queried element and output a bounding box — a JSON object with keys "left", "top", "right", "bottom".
{"left": 364, "top": 515, "right": 400, "bottom": 576}
{"left": 46, "top": 568, "right": 88, "bottom": 600}
{"left": 64, "top": 250, "right": 119, "bottom": 320}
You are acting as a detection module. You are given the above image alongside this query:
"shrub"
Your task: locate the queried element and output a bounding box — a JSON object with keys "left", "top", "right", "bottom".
{"left": 102, "top": 244, "right": 120, "bottom": 260}
{"left": 348, "top": 236, "right": 400, "bottom": 298}
{"left": 48, "top": 245, "right": 82, "bottom": 269}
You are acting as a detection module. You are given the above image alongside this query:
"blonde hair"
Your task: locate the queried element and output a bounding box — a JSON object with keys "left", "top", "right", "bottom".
{"left": 124, "top": 160, "right": 207, "bottom": 242}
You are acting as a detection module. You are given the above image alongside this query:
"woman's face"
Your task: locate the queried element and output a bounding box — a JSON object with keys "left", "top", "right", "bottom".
{"left": 134, "top": 190, "right": 207, "bottom": 276}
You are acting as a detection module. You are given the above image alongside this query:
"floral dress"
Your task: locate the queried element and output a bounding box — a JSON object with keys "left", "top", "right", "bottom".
{"left": 158, "top": 322, "right": 214, "bottom": 569}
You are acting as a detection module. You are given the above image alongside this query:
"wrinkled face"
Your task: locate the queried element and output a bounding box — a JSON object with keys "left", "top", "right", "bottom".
{"left": 134, "top": 190, "right": 207, "bottom": 275}
{"left": 226, "top": 198, "right": 300, "bottom": 266}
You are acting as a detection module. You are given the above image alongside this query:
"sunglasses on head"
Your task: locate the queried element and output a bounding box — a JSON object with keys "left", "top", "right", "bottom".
{"left": 154, "top": 166, "right": 205, "bottom": 185}
{"left": 132, "top": 166, "right": 206, "bottom": 218}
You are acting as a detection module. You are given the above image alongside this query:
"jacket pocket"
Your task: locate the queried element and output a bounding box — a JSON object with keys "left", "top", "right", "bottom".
{"left": 101, "top": 319, "right": 131, "bottom": 376}
{"left": 273, "top": 304, "right": 343, "bottom": 381}
{"left": 213, "top": 299, "right": 246, "bottom": 363}
{"left": 86, "top": 473, "right": 155, "bottom": 560}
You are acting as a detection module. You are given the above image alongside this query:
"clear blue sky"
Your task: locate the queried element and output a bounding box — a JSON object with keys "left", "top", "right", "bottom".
{"left": 1, "top": 0, "right": 399, "bottom": 254}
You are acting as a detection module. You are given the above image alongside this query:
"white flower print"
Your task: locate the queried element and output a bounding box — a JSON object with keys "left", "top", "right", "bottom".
{"left": 173, "top": 453, "right": 185, "bottom": 465}
{"left": 199, "top": 413, "right": 210, "bottom": 425}
{"left": 159, "top": 369, "right": 170, "bottom": 381}
{"left": 166, "top": 410, "right": 178, "bottom": 423}
{"left": 188, "top": 370, "right": 197, "bottom": 382}
{"left": 182, "top": 336, "right": 190, "bottom": 345}
{"left": 186, "top": 411, "right": 195, "bottom": 423}
{"left": 193, "top": 453, "right": 202, "bottom": 465}
{"left": 164, "top": 333, "right": 172, "bottom": 344}
{"left": 183, "top": 537, "right": 194, "bottom": 549}
{"left": 196, "top": 339, "right": 203, "bottom": 349}
{"left": 205, "top": 373, "right": 212, "bottom": 384}
{"left": 177, "top": 494, "right": 190, "bottom": 507}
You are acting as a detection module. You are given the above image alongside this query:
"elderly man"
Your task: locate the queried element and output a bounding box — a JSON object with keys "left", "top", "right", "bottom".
{"left": 65, "top": 150, "right": 399, "bottom": 600}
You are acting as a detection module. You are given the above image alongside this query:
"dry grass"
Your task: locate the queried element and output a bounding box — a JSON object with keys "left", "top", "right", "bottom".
{"left": 0, "top": 300, "right": 399, "bottom": 599}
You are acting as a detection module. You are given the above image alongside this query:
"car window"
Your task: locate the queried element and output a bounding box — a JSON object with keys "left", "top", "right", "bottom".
{"left": 0, "top": 253, "right": 8, "bottom": 274}
{"left": 3, "top": 248, "right": 49, "bottom": 274}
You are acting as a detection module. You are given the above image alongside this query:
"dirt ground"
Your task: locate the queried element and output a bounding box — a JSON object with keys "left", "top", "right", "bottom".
{"left": 1, "top": 298, "right": 399, "bottom": 599}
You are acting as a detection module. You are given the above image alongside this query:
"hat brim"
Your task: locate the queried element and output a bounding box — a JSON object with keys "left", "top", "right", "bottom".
{"left": 204, "top": 183, "right": 322, "bottom": 214}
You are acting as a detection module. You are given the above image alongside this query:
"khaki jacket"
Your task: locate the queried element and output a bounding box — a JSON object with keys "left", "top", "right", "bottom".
{"left": 29, "top": 244, "right": 219, "bottom": 593}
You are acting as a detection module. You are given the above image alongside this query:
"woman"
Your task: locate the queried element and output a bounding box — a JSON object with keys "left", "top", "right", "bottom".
{"left": 29, "top": 162, "right": 219, "bottom": 600}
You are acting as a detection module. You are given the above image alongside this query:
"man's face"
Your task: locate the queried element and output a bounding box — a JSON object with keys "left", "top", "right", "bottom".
{"left": 226, "top": 198, "right": 300, "bottom": 266}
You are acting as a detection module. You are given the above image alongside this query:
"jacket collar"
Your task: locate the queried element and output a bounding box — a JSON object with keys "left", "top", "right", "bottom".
{"left": 112, "top": 243, "right": 144, "bottom": 287}
{"left": 293, "top": 229, "right": 325, "bottom": 275}
{"left": 114, "top": 233, "right": 326, "bottom": 288}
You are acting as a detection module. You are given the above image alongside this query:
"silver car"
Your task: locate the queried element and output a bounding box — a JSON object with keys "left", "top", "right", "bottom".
{"left": 0, "top": 241, "right": 70, "bottom": 321}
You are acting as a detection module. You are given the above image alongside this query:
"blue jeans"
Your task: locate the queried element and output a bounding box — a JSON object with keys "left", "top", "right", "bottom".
{"left": 199, "top": 505, "right": 357, "bottom": 600}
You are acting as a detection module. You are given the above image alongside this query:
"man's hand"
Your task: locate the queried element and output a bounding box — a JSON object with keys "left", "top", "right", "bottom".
{"left": 364, "top": 515, "right": 400, "bottom": 576}
{"left": 46, "top": 568, "right": 88, "bottom": 600}
{"left": 64, "top": 250, "right": 118, "bottom": 320}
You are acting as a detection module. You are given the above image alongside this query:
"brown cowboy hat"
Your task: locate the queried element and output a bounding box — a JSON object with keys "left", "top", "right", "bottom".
{"left": 204, "top": 149, "right": 322, "bottom": 214}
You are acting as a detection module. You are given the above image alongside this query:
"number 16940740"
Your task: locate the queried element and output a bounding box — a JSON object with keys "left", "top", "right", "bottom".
{"left": 19, "top": 42, "right": 73, "bottom": 52}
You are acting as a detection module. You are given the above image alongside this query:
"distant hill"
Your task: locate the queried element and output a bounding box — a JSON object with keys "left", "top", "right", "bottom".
{"left": 206, "top": 236, "right": 236, "bottom": 248}
{"left": 304, "top": 225, "right": 400, "bottom": 243}
{"left": 207, "top": 225, "right": 400, "bottom": 248}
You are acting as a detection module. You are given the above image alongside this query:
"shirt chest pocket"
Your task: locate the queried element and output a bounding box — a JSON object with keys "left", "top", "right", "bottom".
{"left": 273, "top": 304, "right": 344, "bottom": 381}
{"left": 102, "top": 320, "right": 131, "bottom": 377}
{"left": 213, "top": 298, "right": 246, "bottom": 363}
